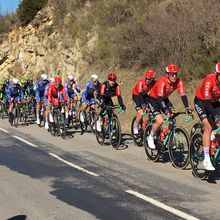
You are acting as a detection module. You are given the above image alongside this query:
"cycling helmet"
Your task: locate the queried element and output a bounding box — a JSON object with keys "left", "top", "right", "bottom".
{"left": 91, "top": 74, "right": 98, "bottom": 81}
{"left": 41, "top": 73, "right": 48, "bottom": 80}
{"left": 21, "top": 79, "right": 26, "bottom": 84}
{"left": 145, "top": 69, "right": 156, "bottom": 80}
{"left": 54, "top": 76, "right": 62, "bottom": 84}
{"left": 24, "top": 75, "right": 30, "bottom": 81}
{"left": 165, "top": 64, "right": 179, "bottom": 74}
{"left": 107, "top": 73, "right": 117, "bottom": 81}
{"left": 12, "top": 78, "right": 19, "bottom": 84}
{"left": 215, "top": 63, "right": 220, "bottom": 74}
{"left": 4, "top": 79, "right": 9, "bottom": 84}
{"left": 68, "top": 75, "right": 74, "bottom": 81}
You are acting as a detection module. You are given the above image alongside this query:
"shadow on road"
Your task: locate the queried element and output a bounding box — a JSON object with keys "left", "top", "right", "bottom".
{"left": 7, "top": 215, "right": 27, "bottom": 220}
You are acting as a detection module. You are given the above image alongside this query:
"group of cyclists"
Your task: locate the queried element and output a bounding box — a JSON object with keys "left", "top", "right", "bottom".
{"left": 1, "top": 62, "right": 220, "bottom": 172}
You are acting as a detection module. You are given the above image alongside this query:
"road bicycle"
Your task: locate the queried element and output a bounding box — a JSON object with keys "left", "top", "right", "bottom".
{"left": 68, "top": 99, "right": 79, "bottom": 129}
{"left": 143, "top": 112, "right": 192, "bottom": 169}
{"left": 190, "top": 126, "right": 220, "bottom": 179}
{"left": 131, "top": 111, "right": 153, "bottom": 146}
{"left": 49, "top": 102, "right": 67, "bottom": 139}
{"left": 0, "top": 96, "right": 9, "bottom": 119}
{"left": 95, "top": 105, "right": 124, "bottom": 149}
{"left": 79, "top": 104, "right": 98, "bottom": 134}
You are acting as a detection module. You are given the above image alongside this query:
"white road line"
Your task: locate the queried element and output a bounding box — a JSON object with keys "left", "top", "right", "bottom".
{"left": 0, "top": 127, "right": 9, "bottom": 133}
{"left": 49, "top": 153, "right": 99, "bottom": 177}
{"left": 12, "top": 135, "right": 38, "bottom": 148}
{"left": 126, "top": 190, "right": 200, "bottom": 220}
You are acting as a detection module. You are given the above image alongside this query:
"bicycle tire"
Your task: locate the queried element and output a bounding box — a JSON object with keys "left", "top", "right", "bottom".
{"left": 190, "top": 123, "right": 203, "bottom": 140}
{"left": 131, "top": 117, "right": 143, "bottom": 147}
{"left": 95, "top": 119, "right": 105, "bottom": 145}
{"left": 13, "top": 108, "right": 19, "bottom": 127}
{"left": 110, "top": 116, "right": 122, "bottom": 149}
{"left": 143, "top": 124, "right": 161, "bottom": 162}
{"left": 89, "top": 110, "right": 97, "bottom": 134}
{"left": 50, "top": 122, "right": 56, "bottom": 136}
{"left": 79, "top": 110, "right": 87, "bottom": 134}
{"left": 168, "top": 126, "right": 190, "bottom": 169}
{"left": 190, "top": 132, "right": 209, "bottom": 179}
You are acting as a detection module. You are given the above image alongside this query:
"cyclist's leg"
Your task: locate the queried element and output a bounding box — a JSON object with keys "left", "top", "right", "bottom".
{"left": 36, "top": 91, "right": 43, "bottom": 124}
{"left": 194, "top": 97, "right": 214, "bottom": 170}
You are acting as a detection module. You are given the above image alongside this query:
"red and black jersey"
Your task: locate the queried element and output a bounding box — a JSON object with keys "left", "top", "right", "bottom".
{"left": 195, "top": 73, "right": 220, "bottom": 102}
{"left": 100, "top": 81, "right": 121, "bottom": 98}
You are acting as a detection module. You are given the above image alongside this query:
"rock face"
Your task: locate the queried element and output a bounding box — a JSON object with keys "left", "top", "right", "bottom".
{"left": 0, "top": 4, "right": 89, "bottom": 81}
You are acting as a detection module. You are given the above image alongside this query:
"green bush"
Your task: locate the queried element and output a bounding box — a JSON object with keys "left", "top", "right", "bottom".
{"left": 17, "top": 0, "right": 48, "bottom": 26}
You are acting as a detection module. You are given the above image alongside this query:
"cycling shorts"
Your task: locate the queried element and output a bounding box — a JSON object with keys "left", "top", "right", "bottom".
{"left": 148, "top": 96, "right": 174, "bottom": 117}
{"left": 194, "top": 97, "right": 220, "bottom": 121}
{"left": 36, "top": 91, "right": 44, "bottom": 103}
{"left": 132, "top": 94, "right": 149, "bottom": 110}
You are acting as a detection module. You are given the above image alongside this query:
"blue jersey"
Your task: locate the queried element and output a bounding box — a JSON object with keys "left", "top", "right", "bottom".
{"left": 83, "top": 80, "right": 101, "bottom": 95}
{"left": 36, "top": 80, "right": 49, "bottom": 93}
{"left": 8, "top": 83, "right": 24, "bottom": 100}
{"left": 64, "top": 81, "right": 81, "bottom": 98}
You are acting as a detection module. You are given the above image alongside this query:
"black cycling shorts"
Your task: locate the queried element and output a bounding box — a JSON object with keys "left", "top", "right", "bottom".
{"left": 132, "top": 94, "right": 149, "bottom": 110}
{"left": 194, "top": 97, "right": 220, "bottom": 121}
{"left": 148, "top": 97, "right": 174, "bottom": 117}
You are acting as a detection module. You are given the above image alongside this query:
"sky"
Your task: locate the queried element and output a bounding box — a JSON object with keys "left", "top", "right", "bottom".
{"left": 0, "top": 0, "right": 20, "bottom": 15}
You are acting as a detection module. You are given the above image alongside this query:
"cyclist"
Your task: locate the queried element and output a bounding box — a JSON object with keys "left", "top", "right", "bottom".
{"left": 147, "top": 64, "right": 192, "bottom": 149}
{"left": 35, "top": 74, "right": 49, "bottom": 125}
{"left": 132, "top": 69, "right": 156, "bottom": 134}
{"left": 45, "top": 76, "right": 68, "bottom": 129}
{"left": 194, "top": 62, "right": 220, "bottom": 170}
{"left": 80, "top": 74, "right": 101, "bottom": 123}
{"left": 96, "top": 73, "right": 126, "bottom": 132}
{"left": 0, "top": 80, "right": 5, "bottom": 99}
{"left": 8, "top": 78, "right": 24, "bottom": 123}
{"left": 65, "top": 75, "right": 80, "bottom": 104}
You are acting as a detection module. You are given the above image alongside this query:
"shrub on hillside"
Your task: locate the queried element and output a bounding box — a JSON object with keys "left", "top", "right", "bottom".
{"left": 17, "top": 0, "right": 48, "bottom": 26}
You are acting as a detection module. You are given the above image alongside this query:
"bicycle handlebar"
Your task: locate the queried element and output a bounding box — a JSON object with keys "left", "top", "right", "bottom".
{"left": 163, "top": 111, "right": 193, "bottom": 123}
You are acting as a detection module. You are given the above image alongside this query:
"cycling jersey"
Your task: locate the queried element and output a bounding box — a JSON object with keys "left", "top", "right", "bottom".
{"left": 150, "top": 76, "right": 185, "bottom": 99}
{"left": 100, "top": 81, "right": 120, "bottom": 97}
{"left": 8, "top": 83, "right": 24, "bottom": 101}
{"left": 132, "top": 78, "right": 156, "bottom": 96}
{"left": 195, "top": 73, "right": 220, "bottom": 102}
{"left": 47, "top": 84, "right": 68, "bottom": 104}
{"left": 64, "top": 81, "right": 80, "bottom": 99}
{"left": 35, "top": 79, "right": 50, "bottom": 103}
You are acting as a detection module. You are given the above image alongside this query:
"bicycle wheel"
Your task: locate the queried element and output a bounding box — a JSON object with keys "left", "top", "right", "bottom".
{"left": 131, "top": 117, "right": 143, "bottom": 146}
{"left": 143, "top": 124, "right": 161, "bottom": 162}
{"left": 190, "top": 133, "right": 209, "bottom": 179}
{"left": 13, "top": 108, "right": 19, "bottom": 127}
{"left": 79, "top": 110, "right": 87, "bottom": 134}
{"left": 50, "top": 122, "right": 56, "bottom": 136}
{"left": 110, "top": 116, "right": 122, "bottom": 149}
{"left": 168, "top": 127, "right": 190, "bottom": 169}
{"left": 95, "top": 119, "right": 105, "bottom": 145}
{"left": 89, "top": 110, "right": 97, "bottom": 133}
{"left": 58, "top": 113, "right": 66, "bottom": 139}
{"left": 190, "top": 123, "right": 203, "bottom": 140}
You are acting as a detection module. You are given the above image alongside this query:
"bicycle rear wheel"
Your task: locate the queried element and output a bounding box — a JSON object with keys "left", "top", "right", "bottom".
{"left": 89, "top": 110, "right": 97, "bottom": 134}
{"left": 190, "top": 133, "right": 209, "bottom": 179}
{"left": 110, "top": 116, "right": 122, "bottom": 149}
{"left": 131, "top": 117, "right": 143, "bottom": 146}
{"left": 95, "top": 119, "right": 105, "bottom": 145}
{"left": 143, "top": 124, "right": 161, "bottom": 162}
{"left": 190, "top": 123, "right": 203, "bottom": 140}
{"left": 13, "top": 108, "right": 19, "bottom": 127}
{"left": 168, "top": 127, "right": 189, "bottom": 169}
{"left": 79, "top": 110, "right": 87, "bottom": 134}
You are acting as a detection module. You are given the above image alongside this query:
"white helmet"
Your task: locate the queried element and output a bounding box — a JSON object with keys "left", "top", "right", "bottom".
{"left": 91, "top": 74, "right": 98, "bottom": 81}
{"left": 49, "top": 77, "right": 54, "bottom": 83}
{"left": 41, "top": 73, "right": 47, "bottom": 80}
{"left": 13, "top": 78, "right": 19, "bottom": 84}
{"left": 67, "top": 75, "right": 74, "bottom": 81}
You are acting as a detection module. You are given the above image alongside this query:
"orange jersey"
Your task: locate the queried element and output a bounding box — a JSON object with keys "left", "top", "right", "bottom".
{"left": 195, "top": 73, "right": 220, "bottom": 102}
{"left": 150, "top": 76, "right": 185, "bottom": 99}
{"left": 132, "top": 78, "right": 156, "bottom": 96}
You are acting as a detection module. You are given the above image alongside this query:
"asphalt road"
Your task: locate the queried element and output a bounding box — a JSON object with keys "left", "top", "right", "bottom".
{"left": 0, "top": 118, "right": 220, "bottom": 220}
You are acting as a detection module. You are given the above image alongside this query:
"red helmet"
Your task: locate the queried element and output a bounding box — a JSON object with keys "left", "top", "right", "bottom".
{"left": 107, "top": 73, "right": 117, "bottom": 81}
{"left": 54, "top": 76, "right": 62, "bottom": 84}
{"left": 145, "top": 69, "right": 156, "bottom": 80}
{"left": 215, "top": 63, "right": 220, "bottom": 74}
{"left": 166, "top": 64, "right": 179, "bottom": 74}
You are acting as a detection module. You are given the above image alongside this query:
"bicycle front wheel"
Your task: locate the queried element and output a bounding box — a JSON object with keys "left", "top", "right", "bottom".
{"left": 190, "top": 133, "right": 209, "bottom": 179}
{"left": 110, "top": 116, "right": 122, "bottom": 149}
{"left": 131, "top": 117, "right": 143, "bottom": 147}
{"left": 168, "top": 127, "right": 190, "bottom": 169}
{"left": 143, "top": 124, "right": 161, "bottom": 162}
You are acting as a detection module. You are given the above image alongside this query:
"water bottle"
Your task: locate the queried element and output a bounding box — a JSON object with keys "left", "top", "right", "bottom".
{"left": 210, "top": 140, "right": 216, "bottom": 156}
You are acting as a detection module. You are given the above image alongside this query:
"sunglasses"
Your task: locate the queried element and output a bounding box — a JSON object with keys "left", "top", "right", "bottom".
{"left": 54, "top": 83, "right": 61, "bottom": 86}
{"left": 168, "top": 73, "right": 177, "bottom": 77}
{"left": 145, "top": 78, "right": 154, "bottom": 82}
